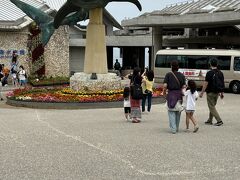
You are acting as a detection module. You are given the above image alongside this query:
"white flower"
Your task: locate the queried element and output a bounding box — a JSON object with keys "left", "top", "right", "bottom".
{"left": 16, "top": 96, "right": 32, "bottom": 100}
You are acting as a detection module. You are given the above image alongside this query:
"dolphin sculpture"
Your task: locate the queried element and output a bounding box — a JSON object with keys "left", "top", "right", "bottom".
{"left": 54, "top": 0, "right": 142, "bottom": 28}
{"left": 10, "top": 0, "right": 142, "bottom": 46}
{"left": 10, "top": 0, "right": 88, "bottom": 46}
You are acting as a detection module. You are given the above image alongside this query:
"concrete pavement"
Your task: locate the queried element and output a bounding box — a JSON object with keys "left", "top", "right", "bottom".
{"left": 0, "top": 92, "right": 240, "bottom": 179}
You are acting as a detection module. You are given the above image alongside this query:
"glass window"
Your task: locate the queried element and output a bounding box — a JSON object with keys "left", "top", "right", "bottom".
{"left": 155, "top": 54, "right": 231, "bottom": 70}
{"left": 209, "top": 56, "right": 231, "bottom": 70}
{"left": 187, "top": 56, "right": 209, "bottom": 69}
{"left": 155, "top": 55, "right": 171, "bottom": 68}
{"left": 177, "top": 55, "right": 187, "bottom": 68}
{"left": 234, "top": 57, "right": 240, "bottom": 71}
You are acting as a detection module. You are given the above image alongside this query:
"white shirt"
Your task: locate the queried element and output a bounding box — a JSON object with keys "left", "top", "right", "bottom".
{"left": 18, "top": 70, "right": 26, "bottom": 81}
{"left": 184, "top": 90, "right": 199, "bottom": 110}
{"left": 124, "top": 97, "right": 131, "bottom": 107}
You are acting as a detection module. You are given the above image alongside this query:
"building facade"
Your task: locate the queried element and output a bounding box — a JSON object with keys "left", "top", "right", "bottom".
{"left": 2, "top": 0, "right": 240, "bottom": 77}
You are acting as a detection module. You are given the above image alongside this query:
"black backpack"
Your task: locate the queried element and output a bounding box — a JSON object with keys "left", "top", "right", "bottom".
{"left": 130, "top": 76, "right": 143, "bottom": 100}
{"left": 131, "top": 84, "right": 143, "bottom": 100}
{"left": 212, "top": 70, "right": 225, "bottom": 92}
{"left": 11, "top": 66, "right": 17, "bottom": 74}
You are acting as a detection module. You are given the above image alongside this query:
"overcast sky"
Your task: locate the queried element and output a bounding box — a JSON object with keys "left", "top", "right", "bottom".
{"left": 106, "top": 0, "right": 185, "bottom": 23}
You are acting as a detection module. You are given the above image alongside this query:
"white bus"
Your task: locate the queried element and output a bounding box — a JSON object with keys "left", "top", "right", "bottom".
{"left": 154, "top": 49, "right": 240, "bottom": 94}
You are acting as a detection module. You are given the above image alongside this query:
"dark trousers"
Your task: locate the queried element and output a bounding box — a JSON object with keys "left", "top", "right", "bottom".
{"left": 142, "top": 93, "right": 152, "bottom": 112}
{"left": 2, "top": 75, "right": 8, "bottom": 86}
{"left": 207, "top": 92, "right": 222, "bottom": 122}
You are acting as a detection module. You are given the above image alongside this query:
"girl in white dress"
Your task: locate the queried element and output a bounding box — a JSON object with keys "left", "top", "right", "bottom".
{"left": 123, "top": 86, "right": 131, "bottom": 121}
{"left": 184, "top": 80, "right": 199, "bottom": 133}
{"left": 18, "top": 65, "right": 27, "bottom": 87}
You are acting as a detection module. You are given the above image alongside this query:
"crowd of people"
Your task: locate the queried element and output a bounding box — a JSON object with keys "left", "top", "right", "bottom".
{"left": 123, "top": 59, "right": 225, "bottom": 134}
{"left": 0, "top": 52, "right": 27, "bottom": 98}
{"left": 1, "top": 53, "right": 225, "bottom": 133}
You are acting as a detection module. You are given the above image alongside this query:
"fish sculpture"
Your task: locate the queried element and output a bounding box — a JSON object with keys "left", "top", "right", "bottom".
{"left": 10, "top": 0, "right": 142, "bottom": 46}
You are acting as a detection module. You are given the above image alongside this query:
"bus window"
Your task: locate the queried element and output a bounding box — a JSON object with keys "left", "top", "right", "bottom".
{"left": 167, "top": 55, "right": 178, "bottom": 65}
{"left": 234, "top": 57, "right": 240, "bottom": 71}
{"left": 209, "top": 56, "right": 231, "bottom": 70}
{"left": 187, "top": 56, "right": 209, "bottom": 69}
{"left": 155, "top": 55, "right": 178, "bottom": 68}
{"left": 178, "top": 55, "right": 187, "bottom": 68}
{"left": 155, "top": 55, "right": 169, "bottom": 68}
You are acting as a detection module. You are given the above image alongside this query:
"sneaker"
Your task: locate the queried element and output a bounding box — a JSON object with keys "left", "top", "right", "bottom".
{"left": 193, "top": 126, "right": 199, "bottom": 133}
{"left": 214, "top": 121, "right": 223, "bottom": 126}
{"left": 205, "top": 120, "right": 213, "bottom": 125}
{"left": 0, "top": 98, "right": 3, "bottom": 101}
{"left": 185, "top": 129, "right": 190, "bottom": 132}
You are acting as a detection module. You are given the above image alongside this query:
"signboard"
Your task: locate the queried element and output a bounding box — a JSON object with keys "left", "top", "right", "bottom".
{"left": 179, "top": 69, "right": 208, "bottom": 80}
{"left": 0, "top": 49, "right": 26, "bottom": 59}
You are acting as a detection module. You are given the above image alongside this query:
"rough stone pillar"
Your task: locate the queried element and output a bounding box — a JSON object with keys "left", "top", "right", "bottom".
{"left": 84, "top": 8, "right": 108, "bottom": 74}
{"left": 152, "top": 27, "right": 163, "bottom": 70}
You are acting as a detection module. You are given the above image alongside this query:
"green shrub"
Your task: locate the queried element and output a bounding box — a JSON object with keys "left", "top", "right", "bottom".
{"left": 28, "top": 76, "right": 70, "bottom": 86}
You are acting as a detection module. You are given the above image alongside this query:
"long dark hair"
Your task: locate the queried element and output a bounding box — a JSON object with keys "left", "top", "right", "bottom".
{"left": 132, "top": 67, "right": 141, "bottom": 77}
{"left": 123, "top": 87, "right": 130, "bottom": 98}
{"left": 19, "top": 65, "right": 24, "bottom": 70}
{"left": 146, "top": 70, "right": 154, "bottom": 81}
{"left": 188, "top": 80, "right": 197, "bottom": 94}
{"left": 131, "top": 67, "right": 141, "bottom": 84}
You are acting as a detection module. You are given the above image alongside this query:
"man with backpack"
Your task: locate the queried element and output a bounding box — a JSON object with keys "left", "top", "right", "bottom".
{"left": 199, "top": 59, "right": 224, "bottom": 126}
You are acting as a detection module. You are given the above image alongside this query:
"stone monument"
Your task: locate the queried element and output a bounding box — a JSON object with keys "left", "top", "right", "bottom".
{"left": 11, "top": 0, "right": 142, "bottom": 92}
{"left": 70, "top": 8, "right": 120, "bottom": 91}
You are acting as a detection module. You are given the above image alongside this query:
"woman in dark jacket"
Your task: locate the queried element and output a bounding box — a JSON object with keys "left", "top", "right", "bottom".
{"left": 163, "top": 61, "right": 186, "bottom": 134}
{"left": 130, "top": 67, "right": 142, "bottom": 123}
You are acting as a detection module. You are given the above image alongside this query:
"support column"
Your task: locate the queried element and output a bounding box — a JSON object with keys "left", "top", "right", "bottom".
{"left": 139, "top": 47, "right": 145, "bottom": 69}
{"left": 84, "top": 8, "right": 108, "bottom": 74}
{"left": 148, "top": 47, "right": 152, "bottom": 70}
{"left": 107, "top": 46, "right": 113, "bottom": 69}
{"left": 152, "top": 27, "right": 163, "bottom": 70}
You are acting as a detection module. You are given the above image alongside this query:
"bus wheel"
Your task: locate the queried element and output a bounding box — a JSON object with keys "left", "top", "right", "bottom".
{"left": 232, "top": 82, "right": 240, "bottom": 94}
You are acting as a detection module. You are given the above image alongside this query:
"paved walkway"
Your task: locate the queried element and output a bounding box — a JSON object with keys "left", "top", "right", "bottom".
{"left": 0, "top": 90, "right": 240, "bottom": 179}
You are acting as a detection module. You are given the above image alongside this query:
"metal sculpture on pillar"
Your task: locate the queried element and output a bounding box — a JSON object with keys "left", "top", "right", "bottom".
{"left": 11, "top": 0, "right": 142, "bottom": 91}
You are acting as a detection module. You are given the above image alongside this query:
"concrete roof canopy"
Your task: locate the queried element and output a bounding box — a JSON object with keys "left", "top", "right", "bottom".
{"left": 0, "top": 0, "right": 45, "bottom": 21}
{"left": 0, "top": 0, "right": 51, "bottom": 30}
{"left": 43, "top": 0, "right": 67, "bottom": 11}
{"left": 122, "top": 0, "right": 240, "bottom": 28}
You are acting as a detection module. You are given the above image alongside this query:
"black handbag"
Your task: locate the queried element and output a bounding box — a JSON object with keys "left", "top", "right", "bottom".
{"left": 144, "top": 89, "right": 152, "bottom": 94}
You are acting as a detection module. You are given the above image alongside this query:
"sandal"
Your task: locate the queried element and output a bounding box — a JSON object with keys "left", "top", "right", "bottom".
{"left": 132, "top": 119, "right": 139, "bottom": 123}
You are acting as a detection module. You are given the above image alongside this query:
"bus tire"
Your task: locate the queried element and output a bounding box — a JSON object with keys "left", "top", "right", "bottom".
{"left": 231, "top": 82, "right": 240, "bottom": 94}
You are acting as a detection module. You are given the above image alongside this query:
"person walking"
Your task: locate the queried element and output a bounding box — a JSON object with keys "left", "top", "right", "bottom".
{"left": 130, "top": 67, "right": 142, "bottom": 123}
{"left": 199, "top": 59, "right": 224, "bottom": 126}
{"left": 184, "top": 80, "right": 199, "bottom": 133}
{"left": 123, "top": 86, "right": 131, "bottom": 121}
{"left": 141, "top": 69, "right": 154, "bottom": 113}
{"left": 163, "top": 61, "right": 186, "bottom": 134}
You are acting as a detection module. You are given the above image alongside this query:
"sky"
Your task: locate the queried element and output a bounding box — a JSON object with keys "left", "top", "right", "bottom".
{"left": 106, "top": 0, "right": 185, "bottom": 23}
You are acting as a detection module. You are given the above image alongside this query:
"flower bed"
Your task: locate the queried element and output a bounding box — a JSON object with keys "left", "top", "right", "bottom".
{"left": 7, "top": 86, "right": 163, "bottom": 103}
